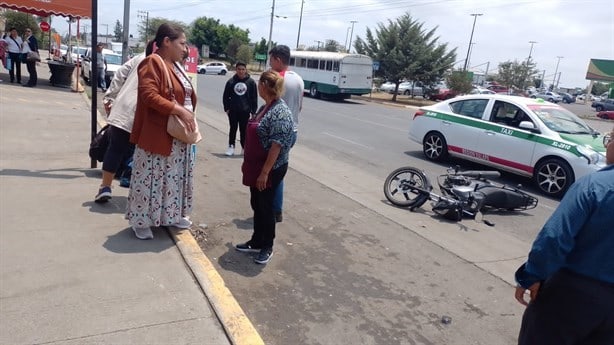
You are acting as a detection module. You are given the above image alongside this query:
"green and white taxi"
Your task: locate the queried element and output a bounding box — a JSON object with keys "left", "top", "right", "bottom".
{"left": 408, "top": 95, "right": 607, "bottom": 197}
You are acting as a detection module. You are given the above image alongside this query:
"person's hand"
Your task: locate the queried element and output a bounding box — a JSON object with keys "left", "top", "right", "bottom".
{"left": 103, "top": 101, "right": 112, "bottom": 115}
{"left": 173, "top": 105, "right": 196, "bottom": 132}
{"left": 515, "top": 282, "right": 541, "bottom": 306}
{"left": 256, "top": 171, "right": 269, "bottom": 191}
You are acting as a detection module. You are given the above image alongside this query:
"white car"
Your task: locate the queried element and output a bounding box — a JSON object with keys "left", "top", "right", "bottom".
{"left": 379, "top": 81, "right": 396, "bottom": 93}
{"left": 396, "top": 81, "right": 425, "bottom": 97}
{"left": 408, "top": 94, "right": 607, "bottom": 197}
{"left": 531, "top": 91, "right": 563, "bottom": 103}
{"left": 82, "top": 48, "right": 123, "bottom": 86}
{"left": 197, "top": 61, "right": 228, "bottom": 75}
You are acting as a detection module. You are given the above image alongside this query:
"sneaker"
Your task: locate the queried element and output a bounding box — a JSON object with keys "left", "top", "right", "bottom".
{"left": 174, "top": 217, "right": 192, "bottom": 229}
{"left": 119, "top": 177, "right": 130, "bottom": 188}
{"left": 254, "top": 247, "right": 273, "bottom": 264}
{"left": 94, "top": 186, "right": 112, "bottom": 203}
{"left": 275, "top": 212, "right": 283, "bottom": 223}
{"left": 235, "top": 241, "right": 261, "bottom": 253}
{"left": 225, "top": 145, "right": 235, "bottom": 156}
{"left": 132, "top": 227, "right": 153, "bottom": 240}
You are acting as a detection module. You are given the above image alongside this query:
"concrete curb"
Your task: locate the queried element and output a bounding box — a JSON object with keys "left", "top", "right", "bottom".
{"left": 167, "top": 228, "right": 265, "bottom": 345}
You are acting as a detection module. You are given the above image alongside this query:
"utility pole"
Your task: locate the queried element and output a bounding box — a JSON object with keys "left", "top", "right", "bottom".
{"left": 137, "top": 10, "right": 149, "bottom": 43}
{"left": 266, "top": 0, "right": 275, "bottom": 66}
{"left": 344, "top": 27, "right": 351, "bottom": 52}
{"left": 101, "top": 23, "right": 109, "bottom": 44}
{"left": 463, "top": 13, "right": 482, "bottom": 71}
{"left": 296, "top": 0, "right": 304, "bottom": 49}
{"left": 80, "top": 24, "right": 89, "bottom": 46}
{"left": 553, "top": 56, "right": 563, "bottom": 90}
{"left": 347, "top": 20, "right": 357, "bottom": 53}
{"left": 315, "top": 40, "right": 322, "bottom": 51}
{"left": 121, "top": 0, "right": 130, "bottom": 63}
{"left": 527, "top": 41, "right": 537, "bottom": 64}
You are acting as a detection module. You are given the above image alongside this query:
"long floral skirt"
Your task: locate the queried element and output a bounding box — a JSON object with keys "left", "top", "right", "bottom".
{"left": 125, "top": 139, "right": 194, "bottom": 228}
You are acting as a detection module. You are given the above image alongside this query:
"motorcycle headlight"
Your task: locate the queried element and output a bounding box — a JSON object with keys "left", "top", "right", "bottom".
{"left": 576, "top": 145, "right": 606, "bottom": 166}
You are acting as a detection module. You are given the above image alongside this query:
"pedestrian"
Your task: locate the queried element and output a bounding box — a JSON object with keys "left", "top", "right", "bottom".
{"left": 222, "top": 61, "right": 258, "bottom": 156}
{"left": 5, "top": 28, "right": 22, "bottom": 84}
{"left": 22, "top": 28, "right": 38, "bottom": 87}
{"left": 125, "top": 23, "right": 198, "bottom": 240}
{"left": 514, "top": 128, "right": 614, "bottom": 344}
{"left": 96, "top": 42, "right": 108, "bottom": 92}
{"left": 235, "top": 69, "right": 294, "bottom": 264}
{"left": 94, "top": 41, "right": 155, "bottom": 203}
{"left": 268, "top": 44, "right": 304, "bottom": 222}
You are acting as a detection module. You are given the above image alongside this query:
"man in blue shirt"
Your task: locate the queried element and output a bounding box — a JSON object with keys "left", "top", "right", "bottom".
{"left": 514, "top": 128, "right": 614, "bottom": 344}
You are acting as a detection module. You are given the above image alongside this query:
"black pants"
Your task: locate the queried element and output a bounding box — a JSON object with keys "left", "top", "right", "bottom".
{"left": 249, "top": 164, "right": 288, "bottom": 249}
{"left": 518, "top": 269, "right": 614, "bottom": 345}
{"left": 8, "top": 52, "right": 21, "bottom": 83}
{"left": 25, "top": 59, "right": 37, "bottom": 86}
{"left": 228, "top": 110, "right": 250, "bottom": 148}
{"left": 102, "top": 126, "right": 134, "bottom": 173}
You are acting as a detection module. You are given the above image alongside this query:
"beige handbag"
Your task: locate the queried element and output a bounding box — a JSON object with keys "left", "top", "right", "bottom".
{"left": 155, "top": 54, "right": 202, "bottom": 144}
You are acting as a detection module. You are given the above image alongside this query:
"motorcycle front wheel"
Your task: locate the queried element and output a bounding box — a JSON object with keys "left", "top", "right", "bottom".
{"left": 383, "top": 167, "right": 432, "bottom": 208}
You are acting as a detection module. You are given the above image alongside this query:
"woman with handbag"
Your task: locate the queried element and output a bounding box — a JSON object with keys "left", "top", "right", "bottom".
{"left": 5, "top": 28, "right": 22, "bottom": 84}
{"left": 22, "top": 28, "right": 39, "bottom": 87}
{"left": 126, "top": 23, "right": 199, "bottom": 240}
{"left": 235, "top": 70, "right": 294, "bottom": 264}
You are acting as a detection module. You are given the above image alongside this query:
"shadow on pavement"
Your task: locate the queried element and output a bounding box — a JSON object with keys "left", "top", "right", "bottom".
{"left": 232, "top": 217, "right": 253, "bottom": 231}
{"left": 82, "top": 197, "right": 128, "bottom": 214}
{"left": 103, "top": 227, "right": 175, "bottom": 254}
{"left": 216, "top": 243, "right": 264, "bottom": 278}
{"left": 0, "top": 168, "right": 92, "bottom": 180}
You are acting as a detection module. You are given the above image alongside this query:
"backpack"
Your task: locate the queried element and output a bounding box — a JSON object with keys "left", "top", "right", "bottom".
{"left": 89, "top": 124, "right": 110, "bottom": 162}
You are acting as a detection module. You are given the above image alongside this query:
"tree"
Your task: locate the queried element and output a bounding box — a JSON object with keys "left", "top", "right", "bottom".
{"left": 2, "top": 11, "right": 39, "bottom": 37}
{"left": 236, "top": 44, "right": 253, "bottom": 65}
{"left": 324, "top": 39, "right": 341, "bottom": 52}
{"left": 496, "top": 59, "right": 538, "bottom": 91}
{"left": 447, "top": 70, "right": 474, "bottom": 94}
{"left": 254, "top": 37, "right": 268, "bottom": 56}
{"left": 138, "top": 17, "right": 188, "bottom": 43}
{"left": 225, "top": 37, "right": 242, "bottom": 62}
{"left": 113, "top": 20, "right": 123, "bottom": 41}
{"left": 354, "top": 12, "right": 456, "bottom": 101}
{"left": 190, "top": 16, "right": 249, "bottom": 58}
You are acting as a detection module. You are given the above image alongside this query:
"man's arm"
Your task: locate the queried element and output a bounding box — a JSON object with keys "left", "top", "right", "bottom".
{"left": 249, "top": 78, "right": 258, "bottom": 114}
{"left": 222, "top": 80, "right": 232, "bottom": 112}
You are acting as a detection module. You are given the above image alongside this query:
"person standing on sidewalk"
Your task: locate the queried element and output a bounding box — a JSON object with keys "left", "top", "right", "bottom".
{"left": 268, "top": 45, "right": 303, "bottom": 223}
{"left": 22, "top": 28, "right": 38, "bottom": 87}
{"left": 222, "top": 61, "right": 258, "bottom": 156}
{"left": 126, "top": 23, "right": 197, "bottom": 240}
{"left": 96, "top": 43, "right": 108, "bottom": 92}
{"left": 5, "top": 28, "right": 22, "bottom": 84}
{"left": 94, "top": 41, "right": 155, "bottom": 203}
{"left": 514, "top": 128, "right": 614, "bottom": 344}
{"left": 236, "top": 70, "right": 294, "bottom": 264}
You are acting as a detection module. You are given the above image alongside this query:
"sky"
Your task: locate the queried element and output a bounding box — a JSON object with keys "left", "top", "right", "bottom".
{"left": 48, "top": 0, "right": 614, "bottom": 89}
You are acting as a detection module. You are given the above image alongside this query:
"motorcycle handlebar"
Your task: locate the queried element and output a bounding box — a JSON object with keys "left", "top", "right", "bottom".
{"left": 456, "top": 170, "right": 501, "bottom": 179}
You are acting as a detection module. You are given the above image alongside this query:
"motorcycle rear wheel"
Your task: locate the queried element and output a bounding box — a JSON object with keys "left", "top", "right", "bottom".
{"left": 383, "top": 167, "right": 431, "bottom": 208}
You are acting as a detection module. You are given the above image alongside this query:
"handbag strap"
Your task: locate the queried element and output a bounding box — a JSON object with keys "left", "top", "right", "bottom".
{"left": 154, "top": 54, "right": 175, "bottom": 102}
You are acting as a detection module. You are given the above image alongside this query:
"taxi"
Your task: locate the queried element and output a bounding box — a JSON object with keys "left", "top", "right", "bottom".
{"left": 408, "top": 95, "right": 607, "bottom": 197}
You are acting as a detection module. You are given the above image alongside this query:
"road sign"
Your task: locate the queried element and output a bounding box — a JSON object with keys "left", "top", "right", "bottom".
{"left": 373, "top": 61, "right": 380, "bottom": 71}
{"left": 255, "top": 53, "right": 267, "bottom": 61}
{"left": 40, "top": 21, "right": 50, "bottom": 32}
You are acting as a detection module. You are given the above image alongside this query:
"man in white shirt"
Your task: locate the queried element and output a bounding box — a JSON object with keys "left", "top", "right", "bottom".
{"left": 5, "top": 28, "right": 23, "bottom": 84}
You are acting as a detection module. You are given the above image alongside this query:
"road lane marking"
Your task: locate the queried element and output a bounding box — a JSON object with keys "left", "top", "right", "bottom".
{"left": 322, "top": 132, "right": 373, "bottom": 149}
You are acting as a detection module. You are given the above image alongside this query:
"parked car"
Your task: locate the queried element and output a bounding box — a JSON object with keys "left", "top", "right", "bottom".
{"left": 470, "top": 87, "right": 495, "bottom": 95}
{"left": 486, "top": 85, "right": 509, "bottom": 94}
{"left": 378, "top": 81, "right": 396, "bottom": 93}
{"left": 64, "top": 46, "right": 89, "bottom": 66}
{"left": 591, "top": 98, "right": 614, "bottom": 112}
{"left": 427, "top": 87, "right": 458, "bottom": 101}
{"left": 596, "top": 110, "right": 614, "bottom": 120}
{"left": 82, "top": 48, "right": 123, "bottom": 86}
{"left": 531, "top": 91, "right": 563, "bottom": 103}
{"left": 408, "top": 94, "right": 607, "bottom": 197}
{"left": 395, "top": 81, "right": 425, "bottom": 97}
{"left": 558, "top": 92, "right": 576, "bottom": 104}
{"left": 197, "top": 61, "right": 228, "bottom": 75}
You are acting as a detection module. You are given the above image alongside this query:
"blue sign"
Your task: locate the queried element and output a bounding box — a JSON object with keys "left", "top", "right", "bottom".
{"left": 373, "top": 61, "right": 380, "bottom": 71}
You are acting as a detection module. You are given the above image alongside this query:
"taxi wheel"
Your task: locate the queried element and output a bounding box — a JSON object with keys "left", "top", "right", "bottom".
{"left": 534, "top": 158, "right": 574, "bottom": 198}
{"left": 423, "top": 132, "right": 448, "bottom": 161}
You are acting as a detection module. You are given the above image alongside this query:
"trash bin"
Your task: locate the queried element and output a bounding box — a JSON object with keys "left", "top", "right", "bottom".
{"left": 48, "top": 60, "right": 75, "bottom": 88}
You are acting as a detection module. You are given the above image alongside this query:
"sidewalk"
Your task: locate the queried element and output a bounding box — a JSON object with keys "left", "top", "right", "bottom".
{"left": 0, "top": 64, "right": 248, "bottom": 344}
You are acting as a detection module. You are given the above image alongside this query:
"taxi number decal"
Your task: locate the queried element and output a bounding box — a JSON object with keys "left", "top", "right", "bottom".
{"left": 551, "top": 141, "right": 571, "bottom": 150}
{"left": 501, "top": 128, "right": 514, "bottom": 135}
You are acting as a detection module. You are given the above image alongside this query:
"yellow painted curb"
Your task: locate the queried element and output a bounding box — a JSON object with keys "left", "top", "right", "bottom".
{"left": 168, "top": 228, "right": 265, "bottom": 345}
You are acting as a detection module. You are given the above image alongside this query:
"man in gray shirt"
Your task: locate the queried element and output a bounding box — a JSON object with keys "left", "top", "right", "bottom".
{"left": 268, "top": 45, "right": 304, "bottom": 222}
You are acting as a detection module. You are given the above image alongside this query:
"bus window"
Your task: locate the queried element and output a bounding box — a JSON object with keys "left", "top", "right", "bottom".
{"left": 298, "top": 58, "right": 306, "bottom": 67}
{"left": 333, "top": 61, "right": 339, "bottom": 72}
{"left": 307, "top": 59, "right": 319, "bottom": 69}
{"left": 290, "top": 57, "right": 295, "bottom": 66}
{"left": 319, "top": 60, "right": 326, "bottom": 70}
{"left": 326, "top": 60, "right": 332, "bottom": 71}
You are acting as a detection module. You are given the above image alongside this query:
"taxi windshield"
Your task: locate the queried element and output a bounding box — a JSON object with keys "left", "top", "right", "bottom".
{"left": 529, "top": 105, "right": 593, "bottom": 134}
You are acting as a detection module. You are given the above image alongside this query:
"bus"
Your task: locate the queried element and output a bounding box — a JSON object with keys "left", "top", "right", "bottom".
{"left": 289, "top": 51, "right": 373, "bottom": 99}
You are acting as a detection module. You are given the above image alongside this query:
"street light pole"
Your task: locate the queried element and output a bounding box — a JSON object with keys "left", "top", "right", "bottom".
{"left": 463, "top": 13, "right": 482, "bottom": 71}
{"left": 553, "top": 56, "right": 563, "bottom": 90}
{"left": 344, "top": 27, "right": 351, "bottom": 52}
{"left": 527, "top": 41, "right": 537, "bottom": 63}
{"left": 101, "top": 23, "right": 109, "bottom": 44}
{"left": 315, "top": 40, "right": 322, "bottom": 51}
{"left": 296, "top": 0, "right": 304, "bottom": 49}
{"left": 266, "top": 0, "right": 275, "bottom": 66}
{"left": 348, "top": 20, "right": 357, "bottom": 53}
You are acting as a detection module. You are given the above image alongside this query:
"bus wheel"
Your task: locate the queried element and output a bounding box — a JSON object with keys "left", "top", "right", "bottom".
{"left": 309, "top": 83, "right": 319, "bottom": 98}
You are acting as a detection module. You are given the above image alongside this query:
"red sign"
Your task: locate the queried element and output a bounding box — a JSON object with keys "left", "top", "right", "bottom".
{"left": 39, "top": 21, "right": 50, "bottom": 32}
{"left": 183, "top": 46, "right": 199, "bottom": 74}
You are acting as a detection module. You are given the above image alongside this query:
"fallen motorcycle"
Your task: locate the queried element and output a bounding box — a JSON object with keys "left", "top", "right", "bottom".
{"left": 383, "top": 166, "right": 538, "bottom": 222}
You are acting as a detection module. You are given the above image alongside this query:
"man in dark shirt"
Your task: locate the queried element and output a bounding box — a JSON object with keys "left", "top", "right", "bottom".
{"left": 222, "top": 61, "right": 257, "bottom": 156}
{"left": 514, "top": 128, "right": 614, "bottom": 344}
